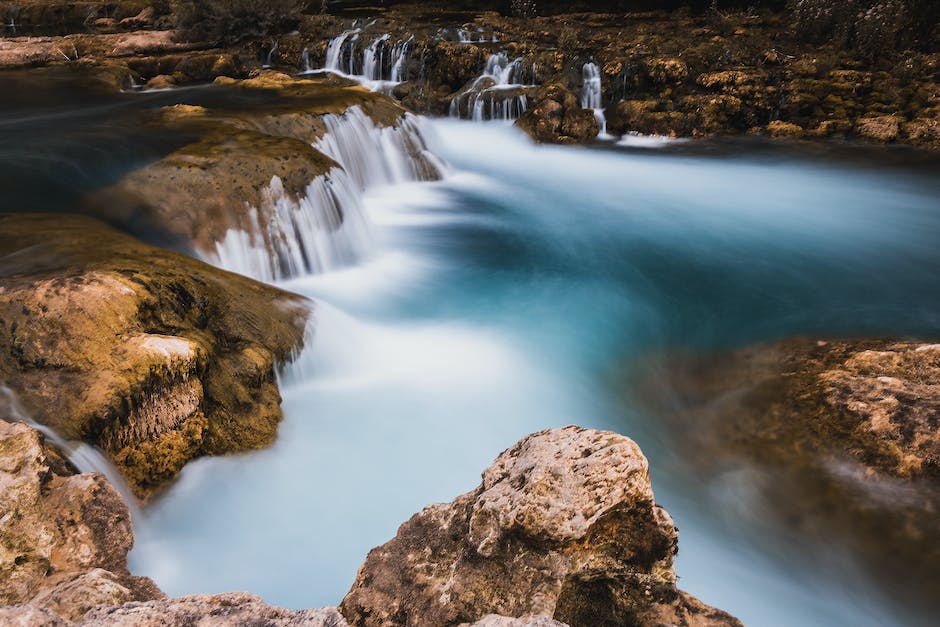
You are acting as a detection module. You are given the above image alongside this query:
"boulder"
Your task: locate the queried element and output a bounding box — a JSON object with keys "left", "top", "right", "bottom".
{"left": 639, "top": 338, "right": 940, "bottom": 614}
{"left": 340, "top": 426, "right": 741, "bottom": 627}
{"left": 0, "top": 213, "right": 309, "bottom": 499}
{"left": 516, "top": 84, "right": 599, "bottom": 144}
{"left": 0, "top": 419, "right": 161, "bottom": 615}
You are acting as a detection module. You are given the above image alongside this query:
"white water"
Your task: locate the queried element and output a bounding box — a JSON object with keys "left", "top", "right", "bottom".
{"left": 322, "top": 29, "right": 412, "bottom": 89}
{"left": 209, "top": 106, "right": 444, "bottom": 282}
{"left": 449, "top": 52, "right": 531, "bottom": 121}
{"left": 130, "top": 119, "right": 940, "bottom": 626}
{"left": 581, "top": 62, "right": 610, "bottom": 139}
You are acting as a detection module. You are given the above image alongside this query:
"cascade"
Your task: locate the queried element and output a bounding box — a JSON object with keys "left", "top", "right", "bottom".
{"left": 263, "top": 40, "right": 279, "bottom": 69}
{"left": 449, "top": 52, "right": 531, "bottom": 121}
{"left": 581, "top": 62, "right": 609, "bottom": 138}
{"left": 324, "top": 30, "right": 412, "bottom": 85}
{"left": 301, "top": 47, "right": 312, "bottom": 73}
{"left": 210, "top": 107, "right": 446, "bottom": 282}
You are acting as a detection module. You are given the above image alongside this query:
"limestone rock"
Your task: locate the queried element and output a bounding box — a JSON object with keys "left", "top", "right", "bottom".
{"left": 80, "top": 593, "right": 348, "bottom": 626}
{"left": 856, "top": 115, "right": 901, "bottom": 143}
{"left": 640, "top": 338, "right": 940, "bottom": 613}
{"left": 516, "top": 84, "right": 599, "bottom": 144}
{"left": 340, "top": 426, "right": 740, "bottom": 627}
{"left": 0, "top": 213, "right": 309, "bottom": 498}
{"left": 0, "top": 419, "right": 161, "bottom": 613}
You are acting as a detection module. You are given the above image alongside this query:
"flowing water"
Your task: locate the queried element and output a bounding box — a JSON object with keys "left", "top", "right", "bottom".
{"left": 2, "top": 73, "right": 940, "bottom": 626}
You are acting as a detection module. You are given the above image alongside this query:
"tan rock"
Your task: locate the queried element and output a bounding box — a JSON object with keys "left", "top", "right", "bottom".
{"left": 340, "top": 426, "right": 740, "bottom": 627}
{"left": 766, "top": 120, "right": 804, "bottom": 139}
{"left": 856, "top": 115, "right": 900, "bottom": 143}
{"left": 0, "top": 419, "right": 161, "bottom": 612}
{"left": 516, "top": 84, "right": 599, "bottom": 144}
{"left": 0, "top": 213, "right": 309, "bottom": 498}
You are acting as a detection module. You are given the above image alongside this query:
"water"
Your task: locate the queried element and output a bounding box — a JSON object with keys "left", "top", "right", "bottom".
{"left": 449, "top": 52, "right": 531, "bottom": 121}
{"left": 129, "top": 120, "right": 940, "bottom": 626}
{"left": 581, "top": 61, "right": 609, "bottom": 139}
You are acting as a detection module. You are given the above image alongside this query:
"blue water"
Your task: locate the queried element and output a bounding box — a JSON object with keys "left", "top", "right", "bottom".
{"left": 131, "top": 120, "right": 940, "bottom": 626}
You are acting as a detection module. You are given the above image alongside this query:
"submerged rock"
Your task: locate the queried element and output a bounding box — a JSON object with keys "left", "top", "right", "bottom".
{"left": 0, "top": 419, "right": 161, "bottom": 617}
{"left": 638, "top": 338, "right": 940, "bottom": 615}
{"left": 0, "top": 213, "right": 309, "bottom": 498}
{"left": 340, "top": 425, "right": 740, "bottom": 627}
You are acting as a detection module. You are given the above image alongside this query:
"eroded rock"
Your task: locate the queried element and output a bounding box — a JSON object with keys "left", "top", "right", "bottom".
{"left": 516, "top": 84, "right": 598, "bottom": 144}
{"left": 340, "top": 426, "right": 740, "bottom": 627}
{"left": 0, "top": 213, "right": 309, "bottom": 498}
{"left": 0, "top": 419, "right": 161, "bottom": 616}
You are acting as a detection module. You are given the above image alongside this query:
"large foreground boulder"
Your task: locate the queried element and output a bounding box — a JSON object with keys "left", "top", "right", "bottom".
{"left": 340, "top": 425, "right": 740, "bottom": 627}
{"left": 0, "top": 213, "right": 309, "bottom": 499}
{"left": 0, "top": 419, "right": 161, "bottom": 618}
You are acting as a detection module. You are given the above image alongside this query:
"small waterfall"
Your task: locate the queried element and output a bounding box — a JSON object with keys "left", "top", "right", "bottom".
{"left": 389, "top": 37, "right": 413, "bottom": 83}
{"left": 324, "top": 29, "right": 412, "bottom": 85}
{"left": 450, "top": 52, "right": 531, "bottom": 121}
{"left": 325, "top": 28, "right": 361, "bottom": 73}
{"left": 315, "top": 106, "right": 446, "bottom": 190}
{"left": 211, "top": 106, "right": 446, "bottom": 282}
{"left": 581, "top": 62, "right": 609, "bottom": 139}
{"left": 0, "top": 385, "right": 139, "bottom": 510}
{"left": 213, "top": 170, "right": 372, "bottom": 283}
{"left": 263, "top": 40, "right": 280, "bottom": 69}
{"left": 301, "top": 47, "right": 312, "bottom": 74}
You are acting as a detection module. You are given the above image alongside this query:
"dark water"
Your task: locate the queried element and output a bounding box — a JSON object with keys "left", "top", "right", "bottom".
{"left": 2, "top": 74, "right": 939, "bottom": 626}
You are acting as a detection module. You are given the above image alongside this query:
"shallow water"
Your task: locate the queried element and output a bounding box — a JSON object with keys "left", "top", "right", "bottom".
{"left": 120, "top": 120, "right": 940, "bottom": 625}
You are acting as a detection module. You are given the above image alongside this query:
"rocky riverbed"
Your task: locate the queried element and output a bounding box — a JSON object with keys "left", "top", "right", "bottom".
{"left": 0, "top": 422, "right": 742, "bottom": 626}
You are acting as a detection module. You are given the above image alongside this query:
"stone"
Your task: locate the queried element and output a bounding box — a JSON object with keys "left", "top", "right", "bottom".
{"left": 856, "top": 115, "right": 901, "bottom": 143}
{"left": 80, "top": 593, "right": 348, "bottom": 626}
{"left": 516, "top": 84, "right": 599, "bottom": 144}
{"left": 340, "top": 426, "right": 741, "bottom": 627}
{"left": 0, "top": 213, "right": 309, "bottom": 499}
{"left": 0, "top": 419, "right": 161, "bottom": 613}
{"left": 766, "top": 120, "right": 804, "bottom": 138}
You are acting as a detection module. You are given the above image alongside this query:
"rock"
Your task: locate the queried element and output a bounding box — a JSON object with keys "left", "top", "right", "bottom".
{"left": 516, "top": 84, "right": 599, "bottom": 144}
{"left": 96, "top": 73, "right": 417, "bottom": 259}
{"left": 0, "top": 605, "right": 70, "bottom": 626}
{"left": 340, "top": 426, "right": 741, "bottom": 627}
{"left": 80, "top": 593, "right": 348, "bottom": 626}
{"left": 647, "top": 57, "right": 688, "bottom": 86}
{"left": 0, "top": 213, "right": 309, "bottom": 498}
{"left": 765, "top": 120, "right": 804, "bottom": 138}
{"left": 856, "top": 115, "right": 901, "bottom": 143}
{"left": 638, "top": 338, "right": 940, "bottom": 614}
{"left": 0, "top": 419, "right": 161, "bottom": 614}
{"left": 462, "top": 617, "right": 567, "bottom": 627}
{"left": 144, "top": 73, "right": 175, "bottom": 89}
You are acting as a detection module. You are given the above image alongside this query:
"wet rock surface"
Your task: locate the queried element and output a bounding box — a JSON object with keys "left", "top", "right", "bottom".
{"left": 0, "top": 419, "right": 161, "bottom": 616}
{"left": 637, "top": 337, "right": 940, "bottom": 616}
{"left": 340, "top": 425, "right": 740, "bottom": 627}
{"left": 0, "top": 213, "right": 309, "bottom": 499}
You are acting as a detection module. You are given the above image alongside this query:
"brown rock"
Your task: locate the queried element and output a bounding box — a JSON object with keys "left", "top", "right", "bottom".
{"left": 639, "top": 338, "right": 940, "bottom": 613}
{"left": 80, "top": 593, "right": 347, "bottom": 626}
{"left": 856, "top": 115, "right": 901, "bottom": 143}
{"left": 0, "top": 213, "right": 309, "bottom": 498}
{"left": 144, "top": 73, "right": 175, "bottom": 90}
{"left": 766, "top": 120, "right": 804, "bottom": 139}
{"left": 516, "top": 84, "right": 599, "bottom": 144}
{"left": 648, "top": 57, "right": 688, "bottom": 86}
{"left": 340, "top": 426, "right": 741, "bottom": 627}
{"left": 0, "top": 419, "right": 161, "bottom": 613}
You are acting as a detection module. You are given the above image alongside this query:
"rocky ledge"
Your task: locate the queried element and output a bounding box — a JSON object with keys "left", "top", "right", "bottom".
{"left": 640, "top": 337, "right": 940, "bottom": 614}
{"left": 0, "top": 213, "right": 309, "bottom": 499}
{"left": 0, "top": 422, "right": 741, "bottom": 626}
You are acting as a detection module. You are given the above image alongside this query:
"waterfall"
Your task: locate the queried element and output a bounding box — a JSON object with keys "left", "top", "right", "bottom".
{"left": 301, "top": 47, "right": 312, "bottom": 74}
{"left": 0, "top": 385, "right": 139, "bottom": 510}
{"left": 315, "top": 106, "right": 446, "bottom": 190}
{"left": 212, "top": 170, "right": 373, "bottom": 283}
{"left": 581, "top": 62, "right": 609, "bottom": 139}
{"left": 210, "top": 106, "right": 446, "bottom": 282}
{"left": 263, "top": 40, "right": 279, "bottom": 69}
{"left": 324, "top": 30, "right": 412, "bottom": 85}
{"left": 450, "top": 52, "right": 531, "bottom": 121}
{"left": 325, "top": 28, "right": 361, "bottom": 73}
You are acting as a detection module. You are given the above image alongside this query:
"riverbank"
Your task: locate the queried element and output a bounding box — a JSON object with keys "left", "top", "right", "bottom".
{"left": 2, "top": 1, "right": 938, "bottom": 149}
